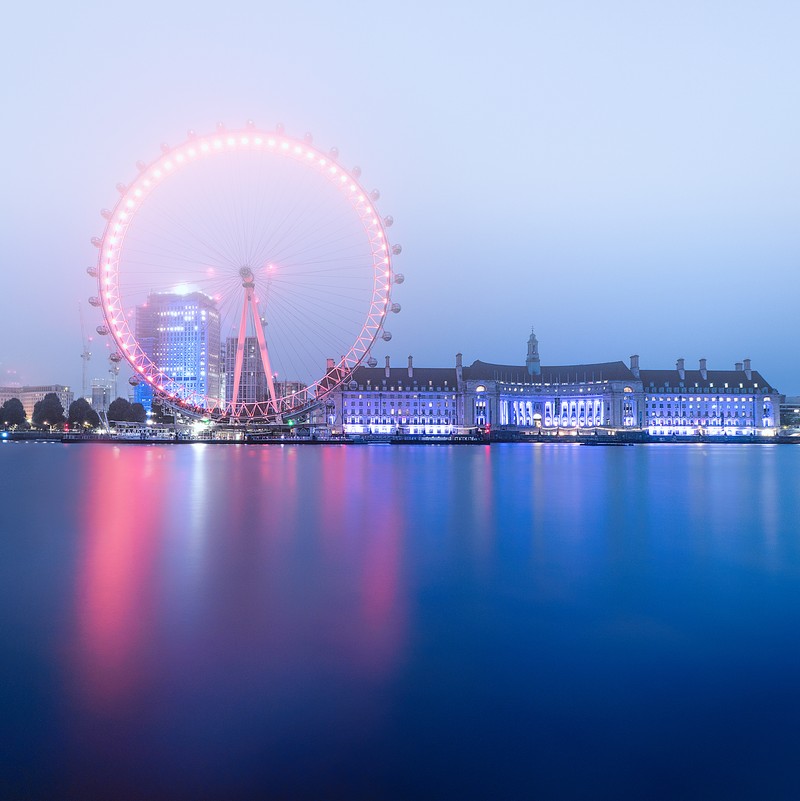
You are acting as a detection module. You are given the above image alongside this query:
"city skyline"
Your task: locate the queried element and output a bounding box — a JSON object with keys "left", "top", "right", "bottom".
{"left": 2, "top": 1, "right": 799, "bottom": 392}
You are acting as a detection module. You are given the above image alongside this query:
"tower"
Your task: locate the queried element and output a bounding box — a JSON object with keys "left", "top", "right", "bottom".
{"left": 526, "top": 328, "right": 541, "bottom": 376}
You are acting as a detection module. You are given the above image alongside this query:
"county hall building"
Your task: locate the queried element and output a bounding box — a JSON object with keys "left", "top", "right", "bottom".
{"left": 330, "top": 331, "right": 781, "bottom": 437}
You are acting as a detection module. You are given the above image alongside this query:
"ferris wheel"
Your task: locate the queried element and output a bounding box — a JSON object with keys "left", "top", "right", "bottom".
{"left": 87, "top": 121, "right": 404, "bottom": 422}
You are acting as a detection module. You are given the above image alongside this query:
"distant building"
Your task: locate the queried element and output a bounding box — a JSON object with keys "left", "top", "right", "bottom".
{"left": 223, "top": 329, "right": 307, "bottom": 410}
{"left": 224, "top": 336, "right": 269, "bottom": 407}
{"left": 0, "top": 384, "right": 74, "bottom": 420}
{"left": 780, "top": 396, "right": 800, "bottom": 430}
{"left": 328, "top": 332, "right": 781, "bottom": 436}
{"left": 136, "top": 292, "right": 221, "bottom": 409}
{"left": 91, "top": 378, "right": 113, "bottom": 413}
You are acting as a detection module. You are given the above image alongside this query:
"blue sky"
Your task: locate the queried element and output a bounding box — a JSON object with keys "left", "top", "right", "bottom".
{"left": 1, "top": 0, "right": 798, "bottom": 392}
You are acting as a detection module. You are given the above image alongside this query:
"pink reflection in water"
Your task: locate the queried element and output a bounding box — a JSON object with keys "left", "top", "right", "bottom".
{"left": 72, "top": 448, "right": 163, "bottom": 710}
{"left": 68, "top": 445, "right": 409, "bottom": 723}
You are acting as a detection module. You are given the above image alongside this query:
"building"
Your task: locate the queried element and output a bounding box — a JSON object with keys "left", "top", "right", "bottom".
{"left": 779, "top": 396, "right": 800, "bottom": 430}
{"left": 461, "top": 331, "right": 640, "bottom": 430}
{"left": 91, "top": 378, "right": 113, "bottom": 413}
{"left": 0, "top": 384, "right": 74, "bottom": 420}
{"left": 640, "top": 358, "right": 780, "bottom": 436}
{"left": 328, "top": 331, "right": 781, "bottom": 437}
{"left": 224, "top": 336, "right": 269, "bottom": 407}
{"left": 333, "top": 356, "right": 460, "bottom": 435}
{"left": 136, "top": 292, "right": 221, "bottom": 409}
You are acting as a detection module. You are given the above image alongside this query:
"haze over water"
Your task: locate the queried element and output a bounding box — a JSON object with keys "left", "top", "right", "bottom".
{"left": 2, "top": 442, "right": 800, "bottom": 799}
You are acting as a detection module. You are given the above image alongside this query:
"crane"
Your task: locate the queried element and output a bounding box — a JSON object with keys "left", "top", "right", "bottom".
{"left": 79, "top": 302, "right": 92, "bottom": 401}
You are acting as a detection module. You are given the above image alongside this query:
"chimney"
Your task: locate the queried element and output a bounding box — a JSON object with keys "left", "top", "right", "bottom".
{"left": 699, "top": 358, "right": 707, "bottom": 380}
{"left": 385, "top": 355, "right": 391, "bottom": 378}
{"left": 676, "top": 358, "right": 685, "bottom": 381}
{"left": 456, "top": 352, "right": 463, "bottom": 386}
{"left": 408, "top": 355, "right": 413, "bottom": 378}
{"left": 629, "top": 355, "right": 640, "bottom": 378}
{"left": 743, "top": 358, "right": 752, "bottom": 380}
{"left": 735, "top": 361, "right": 743, "bottom": 372}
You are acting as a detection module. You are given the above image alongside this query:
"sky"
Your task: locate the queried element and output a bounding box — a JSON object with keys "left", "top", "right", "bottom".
{"left": 1, "top": 0, "right": 798, "bottom": 393}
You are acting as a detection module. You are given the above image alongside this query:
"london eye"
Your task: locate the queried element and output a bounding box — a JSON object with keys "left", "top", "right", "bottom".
{"left": 87, "top": 121, "right": 403, "bottom": 422}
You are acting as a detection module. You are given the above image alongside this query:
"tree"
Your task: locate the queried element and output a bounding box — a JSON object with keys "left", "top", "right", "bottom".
{"left": 130, "top": 402, "right": 147, "bottom": 424}
{"left": 1, "top": 397, "right": 28, "bottom": 428}
{"left": 32, "top": 393, "right": 65, "bottom": 429}
{"left": 68, "top": 397, "right": 100, "bottom": 429}
{"left": 107, "top": 397, "right": 133, "bottom": 422}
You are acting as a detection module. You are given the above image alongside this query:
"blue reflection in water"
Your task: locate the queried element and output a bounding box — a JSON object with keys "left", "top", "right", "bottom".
{"left": 1, "top": 443, "right": 800, "bottom": 799}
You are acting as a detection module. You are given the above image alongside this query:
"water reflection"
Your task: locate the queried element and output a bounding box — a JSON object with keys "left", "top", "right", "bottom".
{"left": 70, "top": 445, "right": 409, "bottom": 726}
{"left": 3, "top": 443, "right": 800, "bottom": 798}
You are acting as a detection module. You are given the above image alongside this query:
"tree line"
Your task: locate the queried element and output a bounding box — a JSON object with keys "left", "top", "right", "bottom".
{"left": 0, "top": 393, "right": 148, "bottom": 430}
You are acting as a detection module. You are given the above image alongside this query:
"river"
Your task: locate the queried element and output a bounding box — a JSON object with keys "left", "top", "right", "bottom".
{"left": 1, "top": 442, "right": 799, "bottom": 799}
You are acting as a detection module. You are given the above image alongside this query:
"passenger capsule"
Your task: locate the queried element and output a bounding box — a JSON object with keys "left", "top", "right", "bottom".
{"left": 275, "top": 122, "right": 285, "bottom": 134}
{"left": 303, "top": 132, "right": 313, "bottom": 143}
{"left": 88, "top": 296, "right": 101, "bottom": 307}
{"left": 393, "top": 273, "right": 405, "bottom": 285}
{"left": 246, "top": 119, "right": 256, "bottom": 129}
{"left": 109, "top": 352, "right": 122, "bottom": 363}
{"left": 116, "top": 183, "right": 127, "bottom": 194}
{"left": 351, "top": 166, "right": 361, "bottom": 178}
{"left": 391, "top": 303, "right": 401, "bottom": 314}
{"left": 187, "top": 129, "right": 197, "bottom": 139}
{"left": 349, "top": 380, "right": 358, "bottom": 390}
{"left": 392, "top": 244, "right": 402, "bottom": 255}
{"left": 160, "top": 142, "right": 171, "bottom": 154}
{"left": 100, "top": 208, "right": 112, "bottom": 220}
{"left": 383, "top": 215, "right": 394, "bottom": 227}
{"left": 381, "top": 331, "right": 392, "bottom": 342}
{"left": 370, "top": 189, "right": 380, "bottom": 201}
{"left": 136, "top": 161, "right": 147, "bottom": 172}
{"left": 96, "top": 325, "right": 109, "bottom": 336}
{"left": 128, "top": 376, "right": 140, "bottom": 386}
{"left": 86, "top": 266, "right": 98, "bottom": 277}
{"left": 91, "top": 237, "right": 102, "bottom": 248}
{"left": 367, "top": 356, "right": 378, "bottom": 368}
{"left": 329, "top": 146, "right": 339, "bottom": 160}
{"left": 216, "top": 121, "right": 226, "bottom": 131}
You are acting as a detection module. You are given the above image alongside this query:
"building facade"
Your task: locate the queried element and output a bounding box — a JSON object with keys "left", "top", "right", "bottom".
{"left": 332, "top": 356, "right": 461, "bottom": 435}
{"left": 0, "top": 385, "right": 74, "bottom": 420}
{"left": 136, "top": 292, "right": 221, "bottom": 408}
{"left": 640, "top": 358, "right": 780, "bottom": 436}
{"left": 328, "top": 332, "right": 781, "bottom": 436}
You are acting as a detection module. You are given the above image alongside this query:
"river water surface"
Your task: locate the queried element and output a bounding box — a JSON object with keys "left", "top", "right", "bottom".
{"left": 2, "top": 442, "right": 800, "bottom": 800}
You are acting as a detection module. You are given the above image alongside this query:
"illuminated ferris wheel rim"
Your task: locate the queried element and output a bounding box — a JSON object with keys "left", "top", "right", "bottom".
{"left": 90, "top": 122, "right": 401, "bottom": 417}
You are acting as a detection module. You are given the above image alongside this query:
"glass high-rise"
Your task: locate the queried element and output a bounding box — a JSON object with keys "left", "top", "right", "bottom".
{"left": 136, "top": 292, "right": 221, "bottom": 408}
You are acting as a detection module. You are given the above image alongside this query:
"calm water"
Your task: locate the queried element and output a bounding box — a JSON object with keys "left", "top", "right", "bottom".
{"left": 2, "top": 442, "right": 800, "bottom": 800}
